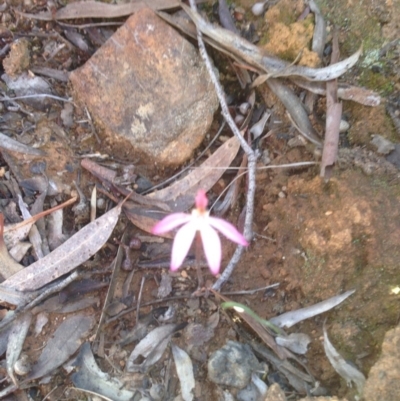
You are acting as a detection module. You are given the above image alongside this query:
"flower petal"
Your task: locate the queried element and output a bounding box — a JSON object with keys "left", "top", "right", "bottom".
{"left": 200, "top": 224, "right": 221, "bottom": 275}
{"left": 195, "top": 189, "right": 208, "bottom": 210}
{"left": 152, "top": 213, "right": 191, "bottom": 235}
{"left": 170, "top": 221, "right": 197, "bottom": 271}
{"left": 208, "top": 217, "right": 249, "bottom": 246}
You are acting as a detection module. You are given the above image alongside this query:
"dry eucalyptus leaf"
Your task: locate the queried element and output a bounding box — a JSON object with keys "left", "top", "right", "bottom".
{"left": 3, "top": 203, "right": 122, "bottom": 291}
{"left": 0, "top": 285, "right": 33, "bottom": 307}
{"left": 320, "top": 32, "right": 341, "bottom": 180}
{"left": 71, "top": 342, "right": 135, "bottom": 401}
{"left": 0, "top": 132, "right": 46, "bottom": 156}
{"left": 0, "top": 214, "right": 24, "bottom": 279}
{"left": 182, "top": 4, "right": 362, "bottom": 82}
{"left": 17, "top": 0, "right": 182, "bottom": 21}
{"left": 270, "top": 290, "right": 355, "bottom": 328}
{"left": 6, "top": 312, "right": 32, "bottom": 386}
{"left": 157, "top": 272, "right": 172, "bottom": 298}
{"left": 148, "top": 135, "right": 241, "bottom": 211}
{"left": 3, "top": 197, "right": 77, "bottom": 249}
{"left": 275, "top": 333, "right": 311, "bottom": 355}
{"left": 9, "top": 242, "right": 32, "bottom": 262}
{"left": 126, "top": 323, "right": 182, "bottom": 373}
{"left": 323, "top": 325, "right": 366, "bottom": 394}
{"left": 24, "top": 314, "right": 95, "bottom": 382}
{"left": 0, "top": 322, "right": 13, "bottom": 357}
{"left": 171, "top": 343, "right": 195, "bottom": 401}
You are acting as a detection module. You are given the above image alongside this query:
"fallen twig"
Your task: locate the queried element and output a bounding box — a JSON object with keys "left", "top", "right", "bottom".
{"left": 187, "top": 0, "right": 257, "bottom": 291}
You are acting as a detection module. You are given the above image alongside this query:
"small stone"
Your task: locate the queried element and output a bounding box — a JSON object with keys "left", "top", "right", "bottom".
{"left": 261, "top": 149, "right": 271, "bottom": 165}
{"left": 278, "top": 191, "right": 286, "bottom": 198}
{"left": 371, "top": 134, "right": 395, "bottom": 155}
{"left": 70, "top": 8, "right": 218, "bottom": 169}
{"left": 208, "top": 341, "right": 261, "bottom": 389}
{"left": 96, "top": 198, "right": 106, "bottom": 209}
{"left": 237, "top": 381, "right": 260, "bottom": 401}
{"left": 264, "top": 383, "right": 286, "bottom": 401}
{"left": 339, "top": 119, "right": 350, "bottom": 133}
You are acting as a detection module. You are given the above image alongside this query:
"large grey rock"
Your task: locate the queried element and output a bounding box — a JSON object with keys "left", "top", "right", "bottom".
{"left": 208, "top": 341, "right": 261, "bottom": 389}
{"left": 70, "top": 7, "right": 218, "bottom": 168}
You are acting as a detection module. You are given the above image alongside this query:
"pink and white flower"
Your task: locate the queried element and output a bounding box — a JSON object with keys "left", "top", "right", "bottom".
{"left": 151, "top": 190, "right": 249, "bottom": 275}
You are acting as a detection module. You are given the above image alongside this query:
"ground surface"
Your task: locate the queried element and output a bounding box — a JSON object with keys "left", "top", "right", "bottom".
{"left": 0, "top": 0, "right": 399, "bottom": 400}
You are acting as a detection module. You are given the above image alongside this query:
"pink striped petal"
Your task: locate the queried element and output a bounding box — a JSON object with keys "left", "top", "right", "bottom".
{"left": 151, "top": 213, "right": 191, "bottom": 235}
{"left": 208, "top": 217, "right": 249, "bottom": 246}
{"left": 170, "top": 222, "right": 197, "bottom": 271}
{"left": 200, "top": 224, "right": 221, "bottom": 275}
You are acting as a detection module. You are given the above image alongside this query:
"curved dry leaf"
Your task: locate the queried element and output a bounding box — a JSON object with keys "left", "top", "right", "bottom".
{"left": 323, "top": 325, "right": 366, "bottom": 394}
{"left": 16, "top": 0, "right": 181, "bottom": 20}
{"left": 2, "top": 203, "right": 122, "bottom": 291}
{"left": 270, "top": 290, "right": 355, "bottom": 328}
{"left": 127, "top": 324, "right": 180, "bottom": 372}
{"left": 0, "top": 214, "right": 24, "bottom": 279}
{"left": 124, "top": 202, "right": 174, "bottom": 238}
{"left": 4, "top": 197, "right": 77, "bottom": 249}
{"left": 71, "top": 343, "right": 135, "bottom": 401}
{"left": 171, "top": 343, "right": 195, "bottom": 401}
{"left": 6, "top": 312, "right": 32, "bottom": 386}
{"left": 0, "top": 133, "right": 46, "bottom": 156}
{"left": 182, "top": 4, "right": 362, "bottom": 82}
{"left": 147, "top": 135, "right": 241, "bottom": 210}
{"left": 292, "top": 79, "right": 381, "bottom": 106}
{"left": 275, "top": 333, "right": 311, "bottom": 355}
{"left": 24, "top": 314, "right": 95, "bottom": 382}
{"left": 267, "top": 78, "right": 322, "bottom": 146}
{"left": 9, "top": 242, "right": 32, "bottom": 262}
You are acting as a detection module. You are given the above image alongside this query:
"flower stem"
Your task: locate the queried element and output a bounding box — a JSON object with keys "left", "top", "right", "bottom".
{"left": 195, "top": 233, "right": 204, "bottom": 288}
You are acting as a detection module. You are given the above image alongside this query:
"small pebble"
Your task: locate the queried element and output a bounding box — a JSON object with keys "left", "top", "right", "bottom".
{"left": 278, "top": 191, "right": 286, "bottom": 198}
{"left": 339, "top": 119, "right": 350, "bottom": 133}
{"left": 129, "top": 237, "right": 142, "bottom": 249}
{"left": 371, "top": 134, "right": 395, "bottom": 155}
{"left": 96, "top": 198, "right": 106, "bottom": 209}
{"left": 251, "top": 2, "right": 266, "bottom": 16}
{"left": 239, "top": 102, "right": 250, "bottom": 115}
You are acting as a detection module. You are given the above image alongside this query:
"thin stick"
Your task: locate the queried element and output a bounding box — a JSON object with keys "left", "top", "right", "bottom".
{"left": 104, "top": 282, "right": 280, "bottom": 325}
{"left": 136, "top": 275, "right": 146, "bottom": 322}
{"left": 188, "top": 0, "right": 257, "bottom": 291}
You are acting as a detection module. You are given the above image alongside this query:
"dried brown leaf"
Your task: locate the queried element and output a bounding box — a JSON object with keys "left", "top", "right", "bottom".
{"left": 16, "top": 0, "right": 181, "bottom": 21}
{"left": 323, "top": 324, "right": 366, "bottom": 394}
{"left": 127, "top": 323, "right": 183, "bottom": 372}
{"left": 2, "top": 202, "right": 121, "bottom": 291}
{"left": 171, "top": 344, "right": 195, "bottom": 401}
{"left": 71, "top": 343, "right": 135, "bottom": 401}
{"left": 148, "top": 135, "right": 241, "bottom": 210}
{"left": 0, "top": 214, "right": 24, "bottom": 279}
{"left": 6, "top": 312, "right": 32, "bottom": 386}
{"left": 4, "top": 197, "right": 77, "bottom": 249}
{"left": 0, "top": 133, "right": 46, "bottom": 156}
{"left": 270, "top": 290, "right": 355, "bottom": 328}
{"left": 23, "top": 314, "right": 95, "bottom": 382}
{"left": 320, "top": 31, "right": 342, "bottom": 179}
